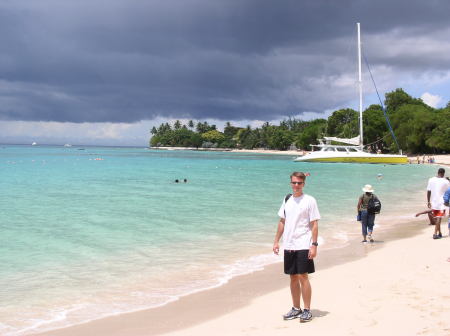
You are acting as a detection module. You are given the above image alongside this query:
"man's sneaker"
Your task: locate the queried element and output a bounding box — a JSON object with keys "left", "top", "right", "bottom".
{"left": 299, "top": 308, "right": 313, "bottom": 322}
{"left": 283, "top": 307, "right": 302, "bottom": 320}
{"left": 433, "top": 234, "right": 441, "bottom": 239}
{"left": 438, "top": 233, "right": 442, "bottom": 238}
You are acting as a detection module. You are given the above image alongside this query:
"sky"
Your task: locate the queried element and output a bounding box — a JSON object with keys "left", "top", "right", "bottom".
{"left": 1, "top": 0, "right": 449, "bottom": 146}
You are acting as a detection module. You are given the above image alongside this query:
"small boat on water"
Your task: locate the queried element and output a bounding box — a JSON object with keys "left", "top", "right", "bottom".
{"left": 294, "top": 23, "right": 407, "bottom": 165}
{"left": 31, "top": 142, "right": 37, "bottom": 146}
{"left": 64, "top": 144, "right": 72, "bottom": 147}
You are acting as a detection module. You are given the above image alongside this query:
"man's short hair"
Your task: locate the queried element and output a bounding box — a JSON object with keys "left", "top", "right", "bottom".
{"left": 438, "top": 168, "right": 445, "bottom": 175}
{"left": 290, "top": 171, "right": 306, "bottom": 181}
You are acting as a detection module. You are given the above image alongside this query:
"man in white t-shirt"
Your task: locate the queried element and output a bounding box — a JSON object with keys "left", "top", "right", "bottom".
{"left": 273, "top": 172, "right": 320, "bottom": 323}
{"left": 427, "top": 168, "right": 450, "bottom": 239}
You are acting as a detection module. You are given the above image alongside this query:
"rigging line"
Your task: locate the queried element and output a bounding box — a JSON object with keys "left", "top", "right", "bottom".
{"left": 364, "top": 133, "right": 391, "bottom": 148}
{"left": 362, "top": 52, "right": 402, "bottom": 153}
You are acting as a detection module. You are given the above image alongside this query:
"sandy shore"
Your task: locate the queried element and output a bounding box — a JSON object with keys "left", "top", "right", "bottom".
{"left": 38, "top": 213, "right": 450, "bottom": 336}
{"left": 151, "top": 147, "right": 450, "bottom": 166}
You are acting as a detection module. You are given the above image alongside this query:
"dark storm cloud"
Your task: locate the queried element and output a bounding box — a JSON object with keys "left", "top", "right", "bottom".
{"left": 0, "top": 0, "right": 449, "bottom": 123}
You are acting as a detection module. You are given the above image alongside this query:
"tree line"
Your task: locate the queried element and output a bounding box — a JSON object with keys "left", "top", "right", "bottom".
{"left": 149, "top": 88, "right": 450, "bottom": 154}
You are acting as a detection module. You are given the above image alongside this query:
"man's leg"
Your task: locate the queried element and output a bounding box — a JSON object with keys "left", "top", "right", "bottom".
{"left": 367, "top": 214, "right": 375, "bottom": 242}
{"left": 427, "top": 212, "right": 435, "bottom": 225}
{"left": 361, "top": 211, "right": 368, "bottom": 242}
{"left": 298, "top": 273, "right": 311, "bottom": 309}
{"left": 289, "top": 274, "right": 301, "bottom": 309}
{"left": 435, "top": 217, "right": 442, "bottom": 235}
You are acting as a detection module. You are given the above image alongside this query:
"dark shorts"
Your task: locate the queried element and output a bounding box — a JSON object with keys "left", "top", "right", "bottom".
{"left": 284, "top": 249, "right": 315, "bottom": 275}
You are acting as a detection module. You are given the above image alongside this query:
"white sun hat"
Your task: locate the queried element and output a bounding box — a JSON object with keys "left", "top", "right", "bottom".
{"left": 362, "top": 184, "right": 374, "bottom": 193}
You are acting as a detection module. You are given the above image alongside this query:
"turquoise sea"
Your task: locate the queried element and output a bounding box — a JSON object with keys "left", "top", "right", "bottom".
{"left": 0, "top": 145, "right": 438, "bottom": 335}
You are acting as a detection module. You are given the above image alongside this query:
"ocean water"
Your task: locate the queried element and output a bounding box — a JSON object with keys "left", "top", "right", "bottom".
{"left": 0, "top": 145, "right": 438, "bottom": 335}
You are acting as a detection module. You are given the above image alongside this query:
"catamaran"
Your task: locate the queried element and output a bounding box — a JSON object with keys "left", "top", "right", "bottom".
{"left": 294, "top": 23, "right": 408, "bottom": 164}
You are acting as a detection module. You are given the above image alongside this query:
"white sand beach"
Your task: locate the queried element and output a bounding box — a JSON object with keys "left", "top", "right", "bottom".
{"left": 38, "top": 213, "right": 450, "bottom": 336}
{"left": 152, "top": 147, "right": 450, "bottom": 166}
{"left": 161, "top": 226, "right": 449, "bottom": 336}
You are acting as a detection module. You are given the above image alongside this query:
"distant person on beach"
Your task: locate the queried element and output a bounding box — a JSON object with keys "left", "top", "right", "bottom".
{"left": 357, "top": 185, "right": 380, "bottom": 243}
{"left": 273, "top": 171, "right": 320, "bottom": 323}
{"left": 444, "top": 184, "right": 450, "bottom": 236}
{"left": 427, "top": 168, "right": 450, "bottom": 239}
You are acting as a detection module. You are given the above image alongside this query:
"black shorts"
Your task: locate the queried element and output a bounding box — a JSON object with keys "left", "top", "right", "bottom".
{"left": 284, "top": 249, "right": 315, "bottom": 275}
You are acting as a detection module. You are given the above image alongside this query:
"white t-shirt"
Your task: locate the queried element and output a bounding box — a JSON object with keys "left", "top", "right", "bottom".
{"left": 427, "top": 177, "right": 450, "bottom": 210}
{"left": 278, "top": 194, "right": 320, "bottom": 250}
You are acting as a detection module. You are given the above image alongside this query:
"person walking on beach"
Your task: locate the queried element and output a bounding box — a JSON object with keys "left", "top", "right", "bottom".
{"left": 427, "top": 168, "right": 450, "bottom": 239}
{"left": 443, "top": 181, "right": 450, "bottom": 236}
{"left": 273, "top": 172, "right": 320, "bottom": 323}
{"left": 357, "top": 185, "right": 380, "bottom": 243}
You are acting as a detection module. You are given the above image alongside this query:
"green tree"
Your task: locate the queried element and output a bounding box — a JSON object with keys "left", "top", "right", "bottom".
{"left": 295, "top": 119, "right": 327, "bottom": 150}
{"left": 223, "top": 122, "right": 240, "bottom": 138}
{"left": 171, "top": 128, "right": 195, "bottom": 146}
{"left": 390, "top": 104, "right": 435, "bottom": 153}
{"left": 362, "top": 105, "right": 388, "bottom": 152}
{"left": 327, "top": 108, "right": 359, "bottom": 138}
{"left": 236, "top": 126, "right": 259, "bottom": 149}
{"left": 201, "top": 130, "right": 225, "bottom": 144}
{"left": 425, "top": 108, "right": 450, "bottom": 151}
{"left": 188, "top": 133, "right": 203, "bottom": 148}
{"left": 196, "top": 121, "right": 213, "bottom": 134}
{"left": 384, "top": 88, "right": 418, "bottom": 114}
{"left": 267, "top": 127, "right": 294, "bottom": 150}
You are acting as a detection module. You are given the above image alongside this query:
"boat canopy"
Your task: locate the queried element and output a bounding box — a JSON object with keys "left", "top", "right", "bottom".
{"left": 323, "top": 136, "right": 360, "bottom": 146}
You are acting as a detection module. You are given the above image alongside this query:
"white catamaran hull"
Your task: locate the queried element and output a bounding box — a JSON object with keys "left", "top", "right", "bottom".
{"left": 294, "top": 151, "right": 408, "bottom": 164}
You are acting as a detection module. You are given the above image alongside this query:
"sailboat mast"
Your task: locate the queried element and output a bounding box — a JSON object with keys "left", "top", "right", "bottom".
{"left": 357, "top": 22, "right": 363, "bottom": 149}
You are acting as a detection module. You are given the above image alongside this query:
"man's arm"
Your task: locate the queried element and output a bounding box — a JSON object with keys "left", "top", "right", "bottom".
{"left": 308, "top": 220, "right": 319, "bottom": 259}
{"left": 357, "top": 196, "right": 362, "bottom": 211}
{"left": 427, "top": 190, "right": 431, "bottom": 208}
{"left": 273, "top": 218, "right": 285, "bottom": 255}
{"left": 415, "top": 209, "right": 432, "bottom": 217}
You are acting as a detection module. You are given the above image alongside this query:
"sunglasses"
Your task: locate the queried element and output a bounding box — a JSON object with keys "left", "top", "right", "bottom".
{"left": 290, "top": 181, "right": 304, "bottom": 185}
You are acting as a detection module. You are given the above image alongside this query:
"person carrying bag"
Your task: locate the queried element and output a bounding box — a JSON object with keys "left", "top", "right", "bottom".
{"left": 357, "top": 185, "right": 381, "bottom": 243}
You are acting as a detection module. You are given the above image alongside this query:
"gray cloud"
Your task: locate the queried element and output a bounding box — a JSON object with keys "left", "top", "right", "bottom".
{"left": 1, "top": 0, "right": 450, "bottom": 123}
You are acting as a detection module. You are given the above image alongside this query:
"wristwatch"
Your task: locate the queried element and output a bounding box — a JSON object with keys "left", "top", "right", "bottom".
{"left": 312, "top": 242, "right": 319, "bottom": 246}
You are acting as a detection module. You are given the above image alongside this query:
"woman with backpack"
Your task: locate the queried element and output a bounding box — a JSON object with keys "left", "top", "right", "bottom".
{"left": 357, "top": 184, "right": 381, "bottom": 243}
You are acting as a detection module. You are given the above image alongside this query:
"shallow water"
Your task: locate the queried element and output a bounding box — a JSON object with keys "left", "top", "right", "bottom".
{"left": 0, "top": 145, "right": 438, "bottom": 335}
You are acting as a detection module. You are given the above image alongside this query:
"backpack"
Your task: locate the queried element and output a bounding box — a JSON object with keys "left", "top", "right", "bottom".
{"left": 283, "top": 194, "right": 292, "bottom": 216}
{"left": 367, "top": 195, "right": 381, "bottom": 214}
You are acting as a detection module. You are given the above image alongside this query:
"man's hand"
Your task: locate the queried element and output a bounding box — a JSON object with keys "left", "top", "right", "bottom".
{"left": 273, "top": 242, "right": 280, "bottom": 255}
{"left": 427, "top": 202, "right": 431, "bottom": 209}
{"left": 308, "top": 246, "right": 317, "bottom": 259}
